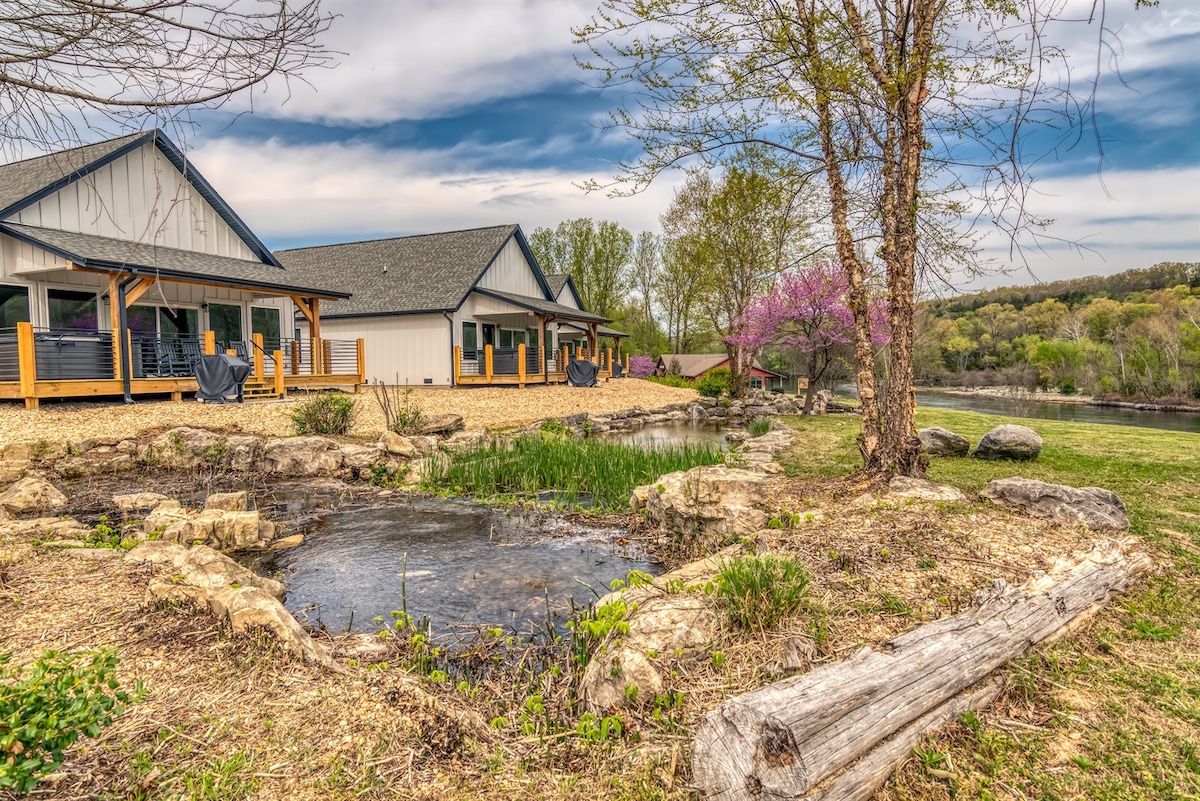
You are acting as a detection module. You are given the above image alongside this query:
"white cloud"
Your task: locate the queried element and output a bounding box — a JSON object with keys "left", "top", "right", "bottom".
{"left": 964, "top": 165, "right": 1200, "bottom": 288}
{"left": 246, "top": 0, "right": 599, "bottom": 125}
{"left": 192, "top": 137, "right": 680, "bottom": 243}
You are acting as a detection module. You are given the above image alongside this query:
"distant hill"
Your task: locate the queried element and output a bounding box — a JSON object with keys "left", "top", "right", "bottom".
{"left": 923, "top": 261, "right": 1200, "bottom": 314}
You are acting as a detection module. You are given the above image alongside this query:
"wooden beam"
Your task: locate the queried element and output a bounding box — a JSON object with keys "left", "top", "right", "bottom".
{"left": 273, "top": 350, "right": 285, "bottom": 398}
{"left": 309, "top": 298, "right": 321, "bottom": 342}
{"left": 124, "top": 277, "right": 156, "bottom": 308}
{"left": 290, "top": 295, "right": 315, "bottom": 325}
{"left": 252, "top": 333, "right": 265, "bottom": 381}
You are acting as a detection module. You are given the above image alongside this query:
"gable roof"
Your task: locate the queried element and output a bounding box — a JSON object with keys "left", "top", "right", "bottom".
{"left": 656, "top": 353, "right": 782, "bottom": 379}
{"left": 275, "top": 225, "right": 560, "bottom": 319}
{"left": 1, "top": 223, "right": 348, "bottom": 299}
{"left": 0, "top": 129, "right": 282, "bottom": 268}
{"left": 544, "top": 273, "right": 584, "bottom": 308}
{"left": 473, "top": 287, "right": 610, "bottom": 323}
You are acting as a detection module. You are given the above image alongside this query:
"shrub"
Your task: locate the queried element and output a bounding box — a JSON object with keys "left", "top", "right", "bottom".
{"left": 370, "top": 379, "right": 424, "bottom": 434}
{"left": 0, "top": 650, "right": 142, "bottom": 794}
{"left": 1057, "top": 377, "right": 1077, "bottom": 395}
{"left": 627, "top": 355, "right": 656, "bottom": 379}
{"left": 647, "top": 374, "right": 694, "bottom": 389}
{"left": 290, "top": 391, "right": 358, "bottom": 435}
{"left": 697, "top": 367, "right": 733, "bottom": 398}
{"left": 716, "top": 554, "right": 810, "bottom": 631}
{"left": 747, "top": 417, "right": 771, "bottom": 438}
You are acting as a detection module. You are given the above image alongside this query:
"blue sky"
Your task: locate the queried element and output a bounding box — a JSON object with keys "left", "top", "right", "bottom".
{"left": 179, "top": 0, "right": 1199, "bottom": 290}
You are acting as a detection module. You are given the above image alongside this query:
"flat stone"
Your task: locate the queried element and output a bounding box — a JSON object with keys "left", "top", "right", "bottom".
{"left": 204, "top": 491, "right": 248, "bottom": 512}
{"left": 271, "top": 534, "right": 305, "bottom": 550}
{"left": 61, "top": 548, "right": 122, "bottom": 561}
{"left": 888, "top": 476, "right": 968, "bottom": 503}
{"left": 415, "top": 413, "right": 465, "bottom": 437}
{"left": 980, "top": 477, "right": 1129, "bottom": 530}
{"left": 113, "top": 492, "right": 171, "bottom": 515}
{"left": 0, "top": 477, "right": 68, "bottom": 514}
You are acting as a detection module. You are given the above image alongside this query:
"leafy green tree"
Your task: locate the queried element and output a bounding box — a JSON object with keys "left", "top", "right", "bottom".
{"left": 530, "top": 219, "right": 634, "bottom": 319}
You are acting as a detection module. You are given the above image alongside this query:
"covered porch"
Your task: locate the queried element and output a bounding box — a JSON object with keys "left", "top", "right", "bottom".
{"left": 453, "top": 288, "right": 628, "bottom": 387}
{"left": 0, "top": 225, "right": 363, "bottom": 408}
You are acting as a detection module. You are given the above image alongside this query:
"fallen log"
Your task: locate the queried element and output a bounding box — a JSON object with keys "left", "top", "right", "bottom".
{"left": 691, "top": 540, "right": 1153, "bottom": 801}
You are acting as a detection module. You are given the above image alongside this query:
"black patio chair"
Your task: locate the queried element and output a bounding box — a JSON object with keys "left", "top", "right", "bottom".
{"left": 154, "top": 339, "right": 192, "bottom": 377}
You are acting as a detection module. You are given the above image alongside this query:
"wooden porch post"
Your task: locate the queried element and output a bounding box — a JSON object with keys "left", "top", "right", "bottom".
{"left": 203, "top": 330, "right": 216, "bottom": 355}
{"left": 322, "top": 339, "right": 332, "bottom": 374}
{"left": 485, "top": 344, "right": 494, "bottom": 383}
{"left": 107, "top": 274, "right": 121, "bottom": 379}
{"left": 606, "top": 347, "right": 613, "bottom": 375}
{"left": 273, "top": 350, "right": 285, "bottom": 398}
{"left": 454, "top": 346, "right": 462, "bottom": 384}
{"left": 17, "top": 321, "right": 37, "bottom": 410}
{"left": 518, "top": 343, "right": 527, "bottom": 389}
{"left": 537, "top": 315, "right": 547, "bottom": 382}
{"left": 252, "top": 333, "right": 265, "bottom": 382}
{"left": 356, "top": 338, "right": 366, "bottom": 391}
{"left": 290, "top": 341, "right": 300, "bottom": 375}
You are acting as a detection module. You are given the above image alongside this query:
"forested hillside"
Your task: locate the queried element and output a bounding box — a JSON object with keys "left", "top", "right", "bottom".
{"left": 915, "top": 262, "right": 1200, "bottom": 399}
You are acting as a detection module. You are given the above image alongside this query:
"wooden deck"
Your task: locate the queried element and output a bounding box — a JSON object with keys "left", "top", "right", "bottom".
{"left": 453, "top": 345, "right": 627, "bottom": 388}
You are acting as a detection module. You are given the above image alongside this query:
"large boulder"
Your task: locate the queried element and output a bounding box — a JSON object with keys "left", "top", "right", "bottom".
{"left": 917, "top": 427, "right": 971, "bottom": 457}
{"left": 379, "top": 431, "right": 415, "bottom": 457}
{"left": 888, "top": 476, "right": 968, "bottom": 503}
{"left": 203, "top": 491, "right": 248, "bottom": 512}
{"left": 264, "top": 436, "right": 343, "bottom": 475}
{"left": 113, "top": 491, "right": 171, "bottom": 515}
{"left": 127, "top": 542, "right": 285, "bottom": 599}
{"left": 980, "top": 477, "right": 1129, "bottom": 531}
{"left": 415, "top": 414, "right": 465, "bottom": 437}
{"left": 972, "top": 424, "right": 1042, "bottom": 461}
{"left": 633, "top": 466, "right": 768, "bottom": 550}
{"left": 0, "top": 477, "right": 68, "bottom": 515}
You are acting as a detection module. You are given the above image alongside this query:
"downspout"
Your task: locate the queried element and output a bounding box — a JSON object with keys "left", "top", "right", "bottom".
{"left": 443, "top": 311, "right": 455, "bottom": 387}
{"left": 117, "top": 270, "right": 141, "bottom": 404}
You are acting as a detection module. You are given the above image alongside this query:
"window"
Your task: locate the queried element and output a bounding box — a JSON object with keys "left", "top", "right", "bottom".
{"left": 251, "top": 307, "right": 281, "bottom": 348}
{"left": 159, "top": 307, "right": 199, "bottom": 338}
{"left": 128, "top": 305, "right": 157, "bottom": 334}
{"left": 751, "top": 376, "right": 763, "bottom": 389}
{"left": 462, "top": 322, "right": 477, "bottom": 359}
{"left": 0, "top": 286, "right": 30, "bottom": 329}
{"left": 48, "top": 289, "right": 98, "bottom": 331}
{"left": 208, "top": 303, "right": 242, "bottom": 344}
{"left": 499, "top": 329, "right": 513, "bottom": 348}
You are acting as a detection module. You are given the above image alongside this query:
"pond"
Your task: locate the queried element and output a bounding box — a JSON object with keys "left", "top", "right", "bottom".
{"left": 605, "top": 421, "right": 732, "bottom": 450}
{"left": 274, "top": 497, "right": 653, "bottom": 637}
{"left": 915, "top": 390, "right": 1200, "bottom": 434}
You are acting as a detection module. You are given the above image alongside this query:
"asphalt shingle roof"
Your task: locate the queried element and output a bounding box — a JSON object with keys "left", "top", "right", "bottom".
{"left": 656, "top": 353, "right": 781, "bottom": 379}
{"left": 276, "top": 226, "right": 566, "bottom": 318}
{"left": 1, "top": 223, "right": 349, "bottom": 298}
{"left": 0, "top": 133, "right": 147, "bottom": 216}
{"left": 545, "top": 274, "right": 570, "bottom": 297}
{"left": 473, "top": 287, "right": 610, "bottom": 323}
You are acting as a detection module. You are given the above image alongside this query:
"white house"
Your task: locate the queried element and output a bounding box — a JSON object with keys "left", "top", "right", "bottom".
{"left": 275, "top": 226, "right": 625, "bottom": 386}
{"left": 0, "top": 130, "right": 355, "bottom": 407}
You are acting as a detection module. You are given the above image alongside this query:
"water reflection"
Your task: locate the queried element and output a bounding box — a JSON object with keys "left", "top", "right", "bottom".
{"left": 915, "top": 390, "right": 1200, "bottom": 434}
{"left": 606, "top": 421, "right": 732, "bottom": 449}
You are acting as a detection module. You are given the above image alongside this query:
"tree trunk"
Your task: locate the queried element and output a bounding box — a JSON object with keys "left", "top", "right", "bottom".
{"left": 691, "top": 540, "right": 1153, "bottom": 801}
{"left": 802, "top": 350, "right": 819, "bottom": 413}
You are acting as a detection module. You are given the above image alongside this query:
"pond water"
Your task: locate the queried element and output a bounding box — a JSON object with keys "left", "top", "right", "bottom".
{"left": 915, "top": 390, "right": 1200, "bottom": 434}
{"left": 605, "top": 421, "right": 732, "bottom": 450}
{"left": 275, "top": 497, "right": 652, "bottom": 637}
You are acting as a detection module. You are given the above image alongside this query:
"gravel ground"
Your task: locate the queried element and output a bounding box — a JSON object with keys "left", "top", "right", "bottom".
{"left": 0, "top": 379, "right": 699, "bottom": 444}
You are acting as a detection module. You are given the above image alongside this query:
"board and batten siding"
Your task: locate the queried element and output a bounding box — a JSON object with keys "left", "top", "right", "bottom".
{"left": 8, "top": 142, "right": 257, "bottom": 261}
{"left": 475, "top": 236, "right": 543, "bottom": 297}
{"left": 319, "top": 314, "right": 452, "bottom": 386}
{"left": 554, "top": 287, "right": 580, "bottom": 310}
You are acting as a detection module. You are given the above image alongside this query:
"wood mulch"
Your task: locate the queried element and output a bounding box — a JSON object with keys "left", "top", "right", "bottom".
{"left": 0, "top": 379, "right": 699, "bottom": 445}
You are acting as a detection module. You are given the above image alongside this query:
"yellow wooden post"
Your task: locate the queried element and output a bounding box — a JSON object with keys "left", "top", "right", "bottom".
{"left": 310, "top": 337, "right": 322, "bottom": 375}
{"left": 485, "top": 344, "right": 494, "bottom": 383}
{"left": 273, "top": 350, "right": 285, "bottom": 398}
{"left": 454, "top": 345, "right": 462, "bottom": 384}
{"left": 607, "top": 348, "right": 613, "bottom": 373}
{"left": 17, "top": 321, "right": 37, "bottom": 410}
{"left": 356, "top": 338, "right": 366, "bottom": 389}
{"left": 518, "top": 343, "right": 527, "bottom": 389}
{"left": 108, "top": 274, "right": 121, "bottom": 379}
{"left": 291, "top": 340, "right": 300, "bottom": 375}
{"left": 252, "top": 333, "right": 264, "bottom": 382}
{"left": 203, "top": 330, "right": 216, "bottom": 355}
{"left": 225, "top": 348, "right": 236, "bottom": 357}
{"left": 322, "top": 339, "right": 332, "bottom": 374}
{"left": 624, "top": 353, "right": 630, "bottom": 371}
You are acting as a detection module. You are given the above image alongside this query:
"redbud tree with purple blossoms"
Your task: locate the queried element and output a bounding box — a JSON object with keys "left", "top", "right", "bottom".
{"left": 730, "top": 262, "right": 888, "bottom": 413}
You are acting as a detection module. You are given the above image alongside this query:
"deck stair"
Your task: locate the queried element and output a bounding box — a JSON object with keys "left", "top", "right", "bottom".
{"left": 242, "top": 378, "right": 282, "bottom": 400}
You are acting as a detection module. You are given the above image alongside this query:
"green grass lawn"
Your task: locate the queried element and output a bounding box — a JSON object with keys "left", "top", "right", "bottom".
{"left": 781, "top": 409, "right": 1200, "bottom": 801}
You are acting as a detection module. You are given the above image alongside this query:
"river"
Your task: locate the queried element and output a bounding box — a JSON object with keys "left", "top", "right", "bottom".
{"left": 914, "top": 389, "right": 1200, "bottom": 434}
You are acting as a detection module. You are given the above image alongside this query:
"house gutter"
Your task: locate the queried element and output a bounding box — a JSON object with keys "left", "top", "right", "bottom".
{"left": 442, "top": 311, "right": 455, "bottom": 386}
{"left": 116, "top": 271, "right": 141, "bottom": 404}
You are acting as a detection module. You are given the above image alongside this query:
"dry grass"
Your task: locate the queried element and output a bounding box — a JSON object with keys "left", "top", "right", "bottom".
{"left": 0, "top": 379, "right": 698, "bottom": 445}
